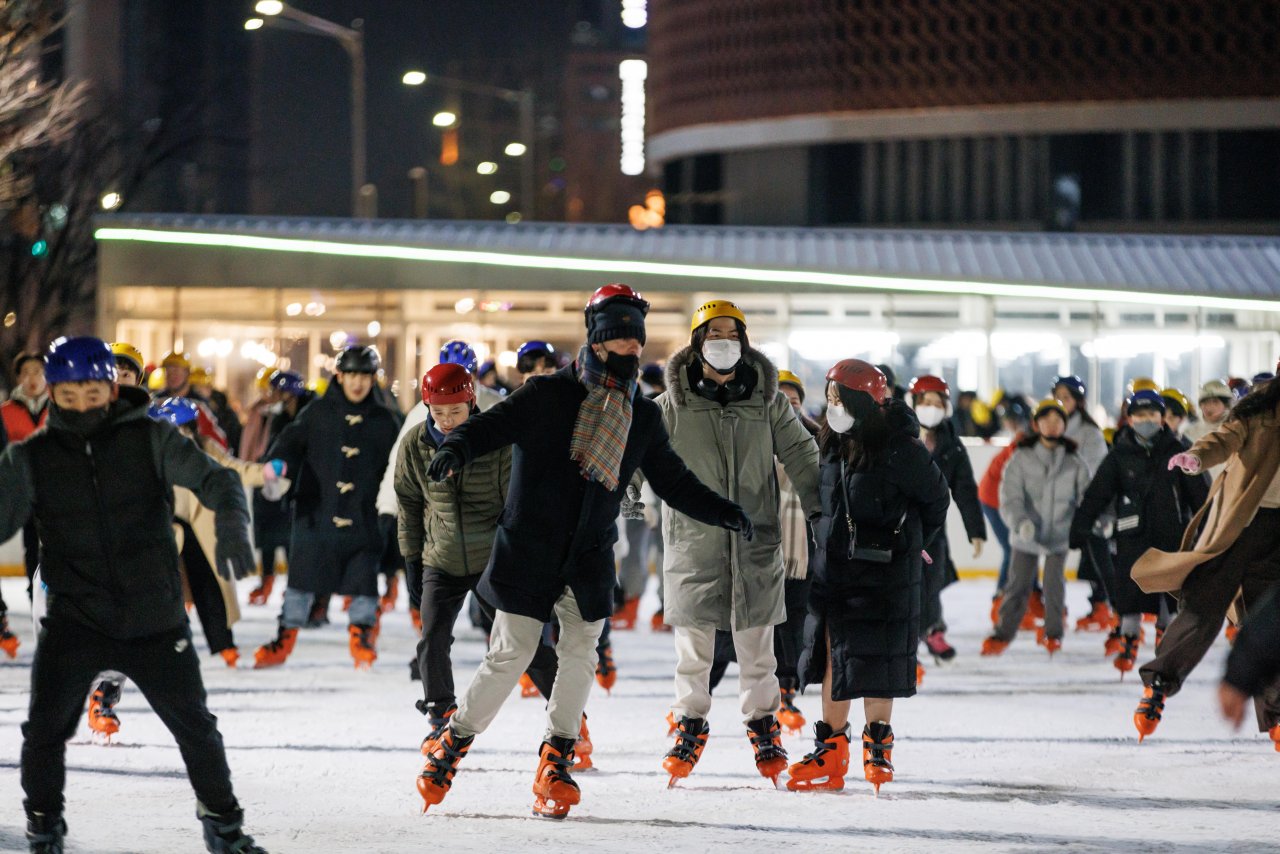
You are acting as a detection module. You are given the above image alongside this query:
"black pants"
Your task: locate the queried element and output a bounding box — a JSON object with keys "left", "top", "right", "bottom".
{"left": 1078, "top": 534, "right": 1111, "bottom": 606}
{"left": 1142, "top": 508, "right": 1280, "bottom": 729}
{"left": 708, "top": 576, "right": 811, "bottom": 692}
{"left": 920, "top": 532, "right": 952, "bottom": 637}
{"left": 22, "top": 617, "right": 236, "bottom": 816}
{"left": 178, "top": 521, "right": 235, "bottom": 655}
{"left": 417, "top": 568, "right": 558, "bottom": 708}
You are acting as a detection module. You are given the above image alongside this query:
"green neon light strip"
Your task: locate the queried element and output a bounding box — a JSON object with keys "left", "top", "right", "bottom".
{"left": 94, "top": 227, "right": 1280, "bottom": 314}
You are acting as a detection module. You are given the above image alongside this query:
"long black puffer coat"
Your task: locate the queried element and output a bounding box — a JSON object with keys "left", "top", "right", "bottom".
{"left": 1069, "top": 424, "right": 1209, "bottom": 614}
{"left": 924, "top": 417, "right": 986, "bottom": 586}
{"left": 800, "top": 400, "right": 950, "bottom": 700}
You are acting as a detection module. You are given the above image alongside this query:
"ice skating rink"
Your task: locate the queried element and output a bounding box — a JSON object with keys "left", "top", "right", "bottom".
{"left": 2, "top": 576, "right": 1278, "bottom": 853}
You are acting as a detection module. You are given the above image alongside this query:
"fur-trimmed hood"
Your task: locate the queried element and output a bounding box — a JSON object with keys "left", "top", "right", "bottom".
{"left": 664, "top": 344, "right": 779, "bottom": 408}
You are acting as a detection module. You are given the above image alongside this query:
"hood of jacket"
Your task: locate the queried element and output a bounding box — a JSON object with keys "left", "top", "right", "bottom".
{"left": 664, "top": 343, "right": 778, "bottom": 409}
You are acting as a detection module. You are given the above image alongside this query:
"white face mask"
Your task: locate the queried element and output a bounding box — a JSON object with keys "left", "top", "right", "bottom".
{"left": 826, "top": 403, "right": 855, "bottom": 434}
{"left": 702, "top": 339, "right": 741, "bottom": 373}
{"left": 915, "top": 405, "right": 946, "bottom": 429}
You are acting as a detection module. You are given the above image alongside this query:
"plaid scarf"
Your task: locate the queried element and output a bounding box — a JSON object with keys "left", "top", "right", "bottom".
{"left": 569, "top": 344, "right": 636, "bottom": 491}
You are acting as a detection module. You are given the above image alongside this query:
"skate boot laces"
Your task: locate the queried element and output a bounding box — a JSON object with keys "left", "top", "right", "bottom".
{"left": 747, "top": 716, "right": 786, "bottom": 762}
{"left": 666, "top": 717, "right": 709, "bottom": 763}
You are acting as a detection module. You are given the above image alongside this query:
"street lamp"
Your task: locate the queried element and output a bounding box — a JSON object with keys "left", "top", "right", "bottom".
{"left": 401, "top": 69, "right": 535, "bottom": 218}
{"left": 247, "top": 2, "right": 368, "bottom": 217}
{"left": 431, "top": 111, "right": 458, "bottom": 128}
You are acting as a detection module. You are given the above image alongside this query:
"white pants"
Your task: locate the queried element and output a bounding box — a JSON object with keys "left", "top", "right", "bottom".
{"left": 673, "top": 624, "right": 780, "bottom": 722}
{"left": 453, "top": 587, "right": 604, "bottom": 741}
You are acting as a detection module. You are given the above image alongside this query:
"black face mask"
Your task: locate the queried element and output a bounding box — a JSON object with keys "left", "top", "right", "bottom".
{"left": 56, "top": 404, "right": 111, "bottom": 437}
{"left": 1041, "top": 434, "right": 1065, "bottom": 444}
{"left": 604, "top": 352, "right": 640, "bottom": 381}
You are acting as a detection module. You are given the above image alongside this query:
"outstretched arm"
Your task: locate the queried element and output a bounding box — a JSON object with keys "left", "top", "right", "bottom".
{"left": 640, "top": 417, "right": 741, "bottom": 528}
{"left": 0, "top": 443, "right": 34, "bottom": 542}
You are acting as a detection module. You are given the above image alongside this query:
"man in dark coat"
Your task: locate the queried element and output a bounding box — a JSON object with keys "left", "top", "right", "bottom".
{"left": 416, "top": 284, "right": 750, "bottom": 818}
{"left": 1220, "top": 585, "right": 1280, "bottom": 743}
{"left": 253, "top": 346, "right": 400, "bottom": 669}
{"left": 0, "top": 337, "right": 263, "bottom": 854}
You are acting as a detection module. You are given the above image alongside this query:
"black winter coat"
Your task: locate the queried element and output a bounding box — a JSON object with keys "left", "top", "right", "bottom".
{"left": 251, "top": 392, "right": 314, "bottom": 547}
{"left": 801, "top": 400, "right": 951, "bottom": 699}
{"left": 266, "top": 383, "right": 399, "bottom": 589}
{"left": 1070, "top": 425, "right": 1209, "bottom": 614}
{"left": 0, "top": 386, "right": 250, "bottom": 639}
{"left": 1224, "top": 586, "right": 1280, "bottom": 698}
{"left": 923, "top": 418, "right": 986, "bottom": 585}
{"left": 437, "top": 364, "right": 740, "bottom": 623}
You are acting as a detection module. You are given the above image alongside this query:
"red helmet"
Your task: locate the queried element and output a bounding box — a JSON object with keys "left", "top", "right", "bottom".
{"left": 908, "top": 374, "right": 949, "bottom": 397}
{"left": 585, "top": 283, "right": 649, "bottom": 315}
{"left": 421, "top": 363, "right": 475, "bottom": 406}
{"left": 826, "top": 359, "right": 888, "bottom": 404}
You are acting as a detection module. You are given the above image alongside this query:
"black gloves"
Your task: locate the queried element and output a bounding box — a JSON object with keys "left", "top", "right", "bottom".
{"left": 721, "top": 506, "right": 754, "bottom": 541}
{"left": 427, "top": 447, "right": 462, "bottom": 482}
{"left": 215, "top": 518, "right": 257, "bottom": 581}
{"left": 1067, "top": 529, "right": 1088, "bottom": 552}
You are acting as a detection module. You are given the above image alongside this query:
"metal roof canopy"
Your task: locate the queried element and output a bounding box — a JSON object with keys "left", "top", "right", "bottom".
{"left": 95, "top": 214, "right": 1280, "bottom": 312}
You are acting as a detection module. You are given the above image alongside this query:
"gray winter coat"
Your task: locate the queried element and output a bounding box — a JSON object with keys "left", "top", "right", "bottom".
{"left": 1000, "top": 438, "right": 1092, "bottom": 555}
{"left": 655, "top": 346, "right": 821, "bottom": 630}
{"left": 1066, "top": 411, "right": 1108, "bottom": 476}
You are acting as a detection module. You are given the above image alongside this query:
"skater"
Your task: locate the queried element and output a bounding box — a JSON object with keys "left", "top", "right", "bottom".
{"left": 787, "top": 360, "right": 949, "bottom": 794}
{"left": 515, "top": 340, "right": 559, "bottom": 384}
{"left": 109, "top": 342, "right": 146, "bottom": 387}
{"left": 253, "top": 346, "right": 399, "bottom": 668}
{"left": 908, "top": 375, "right": 986, "bottom": 663}
{"left": 416, "top": 284, "right": 749, "bottom": 818}
{"left": 983, "top": 398, "right": 1091, "bottom": 656}
{"left": 978, "top": 397, "right": 1032, "bottom": 625}
{"left": 1160, "top": 388, "right": 1192, "bottom": 436}
{"left": 0, "top": 337, "right": 264, "bottom": 853}
{"left": 1130, "top": 375, "right": 1280, "bottom": 744}
{"left": 1182, "top": 379, "right": 1233, "bottom": 447}
{"left": 1219, "top": 586, "right": 1280, "bottom": 747}
{"left": 1068, "top": 390, "right": 1209, "bottom": 674}
{"left": 0, "top": 350, "right": 48, "bottom": 656}
{"left": 395, "top": 363, "right": 565, "bottom": 754}
{"left": 1051, "top": 375, "right": 1111, "bottom": 626}
{"left": 655, "top": 300, "right": 820, "bottom": 787}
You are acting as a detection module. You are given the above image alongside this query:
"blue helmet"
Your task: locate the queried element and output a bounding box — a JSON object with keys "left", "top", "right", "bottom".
{"left": 1251, "top": 371, "right": 1275, "bottom": 385}
{"left": 1126, "top": 389, "right": 1166, "bottom": 414}
{"left": 148, "top": 396, "right": 200, "bottom": 427}
{"left": 268, "top": 369, "right": 306, "bottom": 397}
{"left": 439, "top": 340, "right": 478, "bottom": 374}
{"left": 45, "top": 336, "right": 118, "bottom": 385}
{"left": 517, "top": 340, "right": 554, "bottom": 360}
{"left": 1051, "top": 374, "right": 1086, "bottom": 400}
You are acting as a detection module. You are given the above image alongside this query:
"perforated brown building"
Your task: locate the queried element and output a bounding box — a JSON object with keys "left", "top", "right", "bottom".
{"left": 647, "top": 0, "right": 1280, "bottom": 232}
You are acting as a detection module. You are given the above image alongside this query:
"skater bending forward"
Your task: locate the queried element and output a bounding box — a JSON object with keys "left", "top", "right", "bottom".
{"left": 416, "top": 284, "right": 750, "bottom": 819}
{"left": 788, "top": 360, "right": 949, "bottom": 794}
{"left": 0, "top": 337, "right": 265, "bottom": 854}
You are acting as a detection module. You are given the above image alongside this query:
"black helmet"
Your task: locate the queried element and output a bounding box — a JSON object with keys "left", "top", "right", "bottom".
{"left": 335, "top": 345, "right": 381, "bottom": 374}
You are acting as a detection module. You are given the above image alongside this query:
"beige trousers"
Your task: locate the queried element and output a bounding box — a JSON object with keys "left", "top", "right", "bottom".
{"left": 673, "top": 624, "right": 780, "bottom": 722}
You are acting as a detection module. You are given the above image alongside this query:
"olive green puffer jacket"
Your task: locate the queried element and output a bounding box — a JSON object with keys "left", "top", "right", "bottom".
{"left": 394, "top": 420, "right": 511, "bottom": 576}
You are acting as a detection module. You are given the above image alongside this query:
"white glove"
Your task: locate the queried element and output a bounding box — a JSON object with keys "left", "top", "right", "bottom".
{"left": 971, "top": 538, "right": 985, "bottom": 559}
{"left": 1017, "top": 520, "right": 1036, "bottom": 542}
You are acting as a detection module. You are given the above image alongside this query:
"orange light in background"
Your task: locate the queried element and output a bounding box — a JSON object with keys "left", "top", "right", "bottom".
{"left": 440, "top": 128, "right": 459, "bottom": 166}
{"left": 629, "top": 189, "right": 665, "bottom": 231}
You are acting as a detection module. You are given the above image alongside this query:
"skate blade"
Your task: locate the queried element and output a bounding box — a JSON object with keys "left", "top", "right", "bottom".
{"left": 785, "top": 777, "right": 843, "bottom": 792}
{"left": 532, "top": 797, "right": 570, "bottom": 819}
{"left": 667, "top": 775, "right": 681, "bottom": 789}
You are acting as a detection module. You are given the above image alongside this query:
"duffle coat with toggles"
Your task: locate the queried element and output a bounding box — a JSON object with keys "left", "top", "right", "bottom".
{"left": 655, "top": 345, "right": 821, "bottom": 631}
{"left": 265, "top": 381, "right": 399, "bottom": 595}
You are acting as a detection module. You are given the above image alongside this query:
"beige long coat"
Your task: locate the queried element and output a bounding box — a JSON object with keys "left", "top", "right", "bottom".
{"left": 1132, "top": 404, "right": 1280, "bottom": 596}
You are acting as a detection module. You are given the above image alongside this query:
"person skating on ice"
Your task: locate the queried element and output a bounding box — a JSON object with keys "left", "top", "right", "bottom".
{"left": 1131, "top": 367, "right": 1280, "bottom": 745}
{"left": 0, "top": 337, "right": 265, "bottom": 854}
{"left": 908, "top": 375, "right": 986, "bottom": 665}
{"left": 415, "top": 284, "right": 749, "bottom": 819}
{"left": 983, "top": 398, "right": 1091, "bottom": 656}
{"left": 0, "top": 350, "right": 48, "bottom": 658}
{"left": 787, "top": 361, "right": 949, "bottom": 794}
{"left": 653, "top": 300, "right": 821, "bottom": 787}
{"left": 1068, "top": 390, "right": 1209, "bottom": 674}
{"left": 253, "top": 346, "right": 399, "bottom": 669}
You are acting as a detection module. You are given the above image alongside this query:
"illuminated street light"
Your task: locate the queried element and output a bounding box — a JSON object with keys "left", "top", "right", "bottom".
{"left": 489, "top": 190, "right": 512, "bottom": 205}
{"left": 254, "top": 0, "right": 284, "bottom": 15}
{"left": 432, "top": 111, "right": 458, "bottom": 128}
{"left": 244, "top": 18, "right": 264, "bottom": 30}
{"left": 402, "top": 70, "right": 427, "bottom": 86}
{"left": 477, "top": 161, "right": 498, "bottom": 175}
{"left": 503, "top": 142, "right": 527, "bottom": 157}
{"left": 621, "top": 0, "right": 647, "bottom": 28}
{"left": 100, "top": 192, "right": 123, "bottom": 210}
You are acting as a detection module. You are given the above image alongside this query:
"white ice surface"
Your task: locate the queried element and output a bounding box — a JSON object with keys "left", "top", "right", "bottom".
{"left": 2, "top": 576, "right": 1278, "bottom": 853}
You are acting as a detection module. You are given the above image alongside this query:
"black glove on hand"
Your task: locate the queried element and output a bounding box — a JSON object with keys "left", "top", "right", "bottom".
{"left": 215, "top": 520, "right": 257, "bottom": 581}
{"left": 427, "top": 447, "right": 461, "bottom": 482}
{"left": 405, "top": 557, "right": 424, "bottom": 611}
{"left": 1067, "top": 530, "right": 1087, "bottom": 552}
{"left": 721, "top": 506, "right": 754, "bottom": 542}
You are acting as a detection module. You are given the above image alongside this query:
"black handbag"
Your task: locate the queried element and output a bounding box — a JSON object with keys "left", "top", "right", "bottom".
{"left": 837, "top": 460, "right": 905, "bottom": 564}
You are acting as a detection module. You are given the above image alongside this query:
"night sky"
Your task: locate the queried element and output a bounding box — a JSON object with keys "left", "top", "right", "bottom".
{"left": 252, "top": 0, "right": 593, "bottom": 219}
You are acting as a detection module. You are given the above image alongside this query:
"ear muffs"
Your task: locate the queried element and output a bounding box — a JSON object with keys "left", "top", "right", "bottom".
{"left": 695, "top": 376, "right": 749, "bottom": 401}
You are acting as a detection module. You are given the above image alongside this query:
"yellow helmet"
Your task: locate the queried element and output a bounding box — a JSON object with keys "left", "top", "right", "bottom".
{"left": 777, "top": 369, "right": 803, "bottom": 389}
{"left": 690, "top": 299, "right": 746, "bottom": 332}
{"left": 1160, "top": 387, "right": 1191, "bottom": 415}
{"left": 1033, "top": 398, "right": 1067, "bottom": 421}
{"left": 110, "top": 342, "right": 145, "bottom": 376}
{"left": 161, "top": 351, "right": 191, "bottom": 370}
{"left": 189, "top": 366, "right": 213, "bottom": 387}
{"left": 1126, "top": 376, "right": 1158, "bottom": 395}
{"left": 254, "top": 366, "right": 274, "bottom": 391}
{"left": 308, "top": 377, "right": 329, "bottom": 397}
{"left": 147, "top": 367, "right": 166, "bottom": 391}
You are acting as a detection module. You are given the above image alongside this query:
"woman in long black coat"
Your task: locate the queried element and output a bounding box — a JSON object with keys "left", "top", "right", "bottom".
{"left": 788, "top": 360, "right": 949, "bottom": 795}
